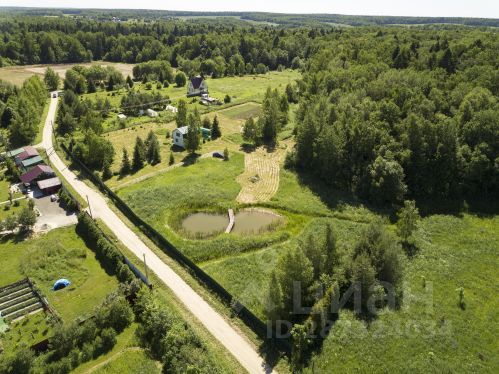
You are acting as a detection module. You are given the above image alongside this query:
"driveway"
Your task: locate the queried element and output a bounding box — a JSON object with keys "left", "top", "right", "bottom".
{"left": 33, "top": 188, "right": 77, "bottom": 232}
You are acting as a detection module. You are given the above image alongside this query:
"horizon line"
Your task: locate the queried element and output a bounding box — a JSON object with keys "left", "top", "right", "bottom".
{"left": 0, "top": 6, "right": 498, "bottom": 20}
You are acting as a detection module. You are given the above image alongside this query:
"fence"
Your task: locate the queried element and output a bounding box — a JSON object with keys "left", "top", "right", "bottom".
{"left": 60, "top": 143, "right": 289, "bottom": 351}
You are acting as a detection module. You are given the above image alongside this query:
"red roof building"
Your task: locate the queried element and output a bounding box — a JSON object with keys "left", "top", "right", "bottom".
{"left": 20, "top": 164, "right": 55, "bottom": 184}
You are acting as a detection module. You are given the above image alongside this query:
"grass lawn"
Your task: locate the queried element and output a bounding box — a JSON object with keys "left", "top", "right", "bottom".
{"left": 70, "top": 323, "right": 161, "bottom": 374}
{"left": 93, "top": 349, "right": 160, "bottom": 374}
{"left": 0, "top": 199, "right": 27, "bottom": 222}
{"left": 305, "top": 214, "right": 499, "bottom": 373}
{"left": 33, "top": 98, "right": 50, "bottom": 145}
{"left": 0, "top": 226, "right": 119, "bottom": 322}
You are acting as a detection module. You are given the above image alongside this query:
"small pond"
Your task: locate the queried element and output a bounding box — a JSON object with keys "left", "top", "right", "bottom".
{"left": 181, "top": 212, "right": 228, "bottom": 237}
{"left": 232, "top": 210, "right": 282, "bottom": 235}
{"left": 180, "top": 209, "right": 282, "bottom": 238}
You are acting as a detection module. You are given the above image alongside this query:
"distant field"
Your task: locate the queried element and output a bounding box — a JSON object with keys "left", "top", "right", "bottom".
{"left": 0, "top": 61, "right": 135, "bottom": 86}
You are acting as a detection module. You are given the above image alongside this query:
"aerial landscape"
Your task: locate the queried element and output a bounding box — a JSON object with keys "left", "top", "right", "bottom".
{"left": 0, "top": 1, "right": 497, "bottom": 373}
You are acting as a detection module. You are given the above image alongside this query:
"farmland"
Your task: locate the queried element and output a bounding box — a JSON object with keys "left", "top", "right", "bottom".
{"left": 0, "top": 62, "right": 134, "bottom": 87}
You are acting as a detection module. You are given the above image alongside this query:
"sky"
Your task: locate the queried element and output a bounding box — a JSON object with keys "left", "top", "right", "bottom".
{"left": 0, "top": 0, "right": 498, "bottom": 19}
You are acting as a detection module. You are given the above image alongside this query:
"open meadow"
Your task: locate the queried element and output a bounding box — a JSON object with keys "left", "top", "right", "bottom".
{"left": 0, "top": 62, "right": 134, "bottom": 86}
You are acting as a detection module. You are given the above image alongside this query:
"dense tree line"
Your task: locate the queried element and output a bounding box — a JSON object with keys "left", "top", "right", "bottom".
{"left": 290, "top": 27, "right": 499, "bottom": 205}
{"left": 0, "top": 75, "right": 47, "bottom": 146}
{"left": 0, "top": 16, "right": 309, "bottom": 77}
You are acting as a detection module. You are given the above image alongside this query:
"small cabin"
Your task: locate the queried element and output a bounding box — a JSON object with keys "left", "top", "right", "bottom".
{"left": 172, "top": 126, "right": 212, "bottom": 149}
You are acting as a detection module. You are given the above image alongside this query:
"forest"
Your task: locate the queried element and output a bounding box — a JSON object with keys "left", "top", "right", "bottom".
{"left": 290, "top": 27, "right": 498, "bottom": 208}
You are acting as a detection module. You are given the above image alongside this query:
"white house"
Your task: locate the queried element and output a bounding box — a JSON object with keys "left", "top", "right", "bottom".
{"left": 187, "top": 76, "right": 208, "bottom": 97}
{"left": 172, "top": 126, "right": 189, "bottom": 148}
{"left": 117, "top": 113, "right": 127, "bottom": 121}
{"left": 172, "top": 126, "right": 212, "bottom": 149}
{"left": 146, "top": 109, "right": 158, "bottom": 117}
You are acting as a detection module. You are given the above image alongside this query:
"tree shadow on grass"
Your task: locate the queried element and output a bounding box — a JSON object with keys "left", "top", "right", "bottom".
{"left": 181, "top": 153, "right": 200, "bottom": 166}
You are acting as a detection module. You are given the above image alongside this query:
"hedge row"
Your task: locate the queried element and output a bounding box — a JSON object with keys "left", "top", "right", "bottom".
{"left": 76, "top": 212, "right": 135, "bottom": 283}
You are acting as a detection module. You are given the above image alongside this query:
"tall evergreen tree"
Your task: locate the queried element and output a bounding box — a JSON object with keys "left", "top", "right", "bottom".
{"left": 120, "top": 148, "right": 131, "bottom": 175}
{"left": 176, "top": 99, "right": 187, "bottom": 128}
{"left": 185, "top": 112, "right": 200, "bottom": 154}
{"left": 146, "top": 131, "right": 161, "bottom": 165}
{"left": 211, "top": 115, "right": 221, "bottom": 139}
{"left": 132, "top": 137, "right": 146, "bottom": 170}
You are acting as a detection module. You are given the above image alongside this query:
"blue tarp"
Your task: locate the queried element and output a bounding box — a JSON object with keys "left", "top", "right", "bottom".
{"left": 52, "top": 279, "right": 71, "bottom": 291}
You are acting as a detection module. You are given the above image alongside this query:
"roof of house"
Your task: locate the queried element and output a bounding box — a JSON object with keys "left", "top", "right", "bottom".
{"left": 16, "top": 146, "right": 39, "bottom": 162}
{"left": 20, "top": 164, "right": 54, "bottom": 184}
{"left": 174, "top": 126, "right": 189, "bottom": 135}
{"left": 190, "top": 76, "right": 204, "bottom": 89}
{"left": 6, "top": 147, "right": 25, "bottom": 158}
{"left": 21, "top": 155, "right": 43, "bottom": 168}
{"left": 37, "top": 177, "right": 61, "bottom": 190}
{"left": 146, "top": 109, "right": 157, "bottom": 113}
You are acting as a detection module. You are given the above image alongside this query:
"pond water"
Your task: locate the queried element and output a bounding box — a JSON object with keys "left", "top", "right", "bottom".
{"left": 181, "top": 209, "right": 282, "bottom": 238}
{"left": 181, "top": 212, "right": 228, "bottom": 236}
{"left": 232, "top": 210, "right": 282, "bottom": 235}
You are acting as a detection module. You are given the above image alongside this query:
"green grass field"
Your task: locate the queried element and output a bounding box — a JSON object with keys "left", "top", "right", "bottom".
{"left": 305, "top": 214, "right": 499, "bottom": 373}
{"left": 93, "top": 349, "right": 160, "bottom": 374}
{"left": 0, "top": 227, "right": 119, "bottom": 321}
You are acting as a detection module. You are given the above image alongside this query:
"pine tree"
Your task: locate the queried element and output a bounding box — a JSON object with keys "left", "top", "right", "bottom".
{"left": 102, "top": 160, "right": 113, "bottom": 180}
{"left": 120, "top": 148, "right": 131, "bottom": 175}
{"left": 169, "top": 151, "right": 175, "bottom": 165}
{"left": 146, "top": 131, "right": 161, "bottom": 165}
{"left": 185, "top": 112, "right": 200, "bottom": 154}
{"left": 242, "top": 117, "right": 257, "bottom": 144}
{"left": 176, "top": 99, "right": 187, "bottom": 128}
{"left": 107, "top": 75, "right": 114, "bottom": 91}
{"left": 126, "top": 75, "right": 134, "bottom": 88}
{"left": 132, "top": 137, "right": 146, "bottom": 170}
{"left": 211, "top": 115, "right": 221, "bottom": 139}
{"left": 87, "top": 79, "right": 96, "bottom": 93}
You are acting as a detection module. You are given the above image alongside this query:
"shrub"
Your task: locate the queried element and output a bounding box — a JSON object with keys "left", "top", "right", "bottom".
{"left": 224, "top": 94, "right": 231, "bottom": 104}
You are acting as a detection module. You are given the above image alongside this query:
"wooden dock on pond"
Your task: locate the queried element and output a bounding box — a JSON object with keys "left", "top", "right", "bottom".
{"left": 225, "top": 209, "right": 235, "bottom": 233}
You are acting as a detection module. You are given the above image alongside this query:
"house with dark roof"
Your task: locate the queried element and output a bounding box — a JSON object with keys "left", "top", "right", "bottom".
{"left": 20, "top": 164, "right": 55, "bottom": 184}
{"left": 187, "top": 75, "right": 208, "bottom": 97}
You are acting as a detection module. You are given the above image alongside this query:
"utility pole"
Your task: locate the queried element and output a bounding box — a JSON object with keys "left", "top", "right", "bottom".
{"left": 143, "top": 253, "right": 149, "bottom": 285}
{"left": 86, "top": 195, "right": 93, "bottom": 219}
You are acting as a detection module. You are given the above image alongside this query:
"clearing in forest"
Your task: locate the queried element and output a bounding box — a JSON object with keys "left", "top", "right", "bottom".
{"left": 236, "top": 147, "right": 283, "bottom": 204}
